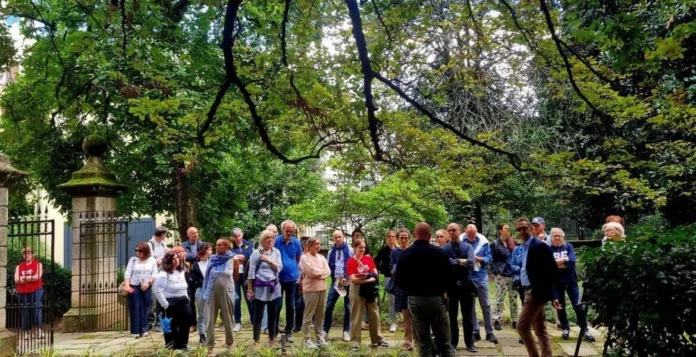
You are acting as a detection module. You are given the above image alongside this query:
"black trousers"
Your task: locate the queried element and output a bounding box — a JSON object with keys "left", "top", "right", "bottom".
{"left": 163, "top": 297, "right": 192, "bottom": 350}
{"left": 449, "top": 286, "right": 475, "bottom": 349}
{"left": 254, "top": 298, "right": 281, "bottom": 342}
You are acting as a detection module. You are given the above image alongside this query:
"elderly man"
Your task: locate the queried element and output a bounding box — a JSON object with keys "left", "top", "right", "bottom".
{"left": 203, "top": 238, "right": 239, "bottom": 352}
{"left": 182, "top": 226, "right": 205, "bottom": 264}
{"left": 460, "top": 224, "right": 498, "bottom": 344}
{"left": 323, "top": 230, "right": 353, "bottom": 342}
{"left": 148, "top": 226, "right": 169, "bottom": 331}
{"left": 532, "top": 217, "right": 551, "bottom": 244}
{"left": 443, "top": 223, "right": 477, "bottom": 352}
{"left": 274, "top": 220, "right": 303, "bottom": 341}
{"left": 231, "top": 227, "right": 254, "bottom": 332}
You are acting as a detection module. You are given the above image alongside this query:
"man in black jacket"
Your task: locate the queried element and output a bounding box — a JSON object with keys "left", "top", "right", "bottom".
{"left": 514, "top": 218, "right": 562, "bottom": 357}
{"left": 441, "top": 223, "right": 478, "bottom": 353}
{"left": 395, "top": 222, "right": 454, "bottom": 357}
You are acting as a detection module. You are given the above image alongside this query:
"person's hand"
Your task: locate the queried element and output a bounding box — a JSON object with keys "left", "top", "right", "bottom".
{"left": 475, "top": 256, "right": 483, "bottom": 263}
{"left": 260, "top": 255, "right": 269, "bottom": 263}
{"left": 127, "top": 286, "right": 135, "bottom": 294}
{"left": 236, "top": 254, "right": 247, "bottom": 263}
{"left": 140, "top": 283, "right": 150, "bottom": 291}
{"left": 156, "top": 258, "right": 163, "bottom": 265}
{"left": 459, "top": 258, "right": 468, "bottom": 265}
{"left": 247, "top": 290, "right": 255, "bottom": 301}
{"left": 552, "top": 299, "right": 562, "bottom": 310}
{"left": 366, "top": 277, "right": 376, "bottom": 283}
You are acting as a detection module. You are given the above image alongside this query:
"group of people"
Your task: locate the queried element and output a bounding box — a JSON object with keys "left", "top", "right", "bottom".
{"left": 118, "top": 214, "right": 626, "bottom": 356}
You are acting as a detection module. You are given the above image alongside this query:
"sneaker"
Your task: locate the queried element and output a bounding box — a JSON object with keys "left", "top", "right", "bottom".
{"left": 304, "top": 339, "right": 318, "bottom": 349}
{"left": 141, "top": 332, "right": 149, "bottom": 337}
{"left": 583, "top": 331, "right": 596, "bottom": 342}
{"left": 154, "top": 325, "right": 163, "bottom": 332}
{"left": 466, "top": 345, "right": 478, "bottom": 353}
{"left": 512, "top": 321, "right": 517, "bottom": 329}
{"left": 132, "top": 334, "right": 140, "bottom": 338}
{"left": 519, "top": 338, "right": 524, "bottom": 344}
{"left": 373, "top": 340, "right": 390, "bottom": 348}
{"left": 562, "top": 329, "right": 570, "bottom": 340}
{"left": 233, "top": 323, "right": 242, "bottom": 332}
{"left": 473, "top": 332, "right": 481, "bottom": 341}
{"left": 494, "top": 320, "right": 502, "bottom": 331}
{"left": 292, "top": 327, "right": 301, "bottom": 333}
{"left": 199, "top": 334, "right": 206, "bottom": 344}
{"left": 316, "top": 337, "right": 328, "bottom": 347}
{"left": 263, "top": 328, "right": 269, "bottom": 334}
{"left": 389, "top": 323, "right": 397, "bottom": 332}
{"left": 350, "top": 346, "right": 360, "bottom": 352}
{"left": 486, "top": 333, "right": 498, "bottom": 344}
{"left": 286, "top": 333, "right": 294, "bottom": 343}
{"left": 343, "top": 331, "right": 350, "bottom": 342}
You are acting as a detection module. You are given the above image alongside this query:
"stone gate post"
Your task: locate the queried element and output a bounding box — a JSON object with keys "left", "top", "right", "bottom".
{"left": 0, "top": 153, "right": 28, "bottom": 354}
{"left": 58, "top": 135, "right": 127, "bottom": 332}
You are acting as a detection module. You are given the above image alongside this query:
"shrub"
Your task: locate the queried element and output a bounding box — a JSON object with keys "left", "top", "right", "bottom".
{"left": 582, "top": 224, "right": 696, "bottom": 356}
{"left": 7, "top": 247, "right": 72, "bottom": 320}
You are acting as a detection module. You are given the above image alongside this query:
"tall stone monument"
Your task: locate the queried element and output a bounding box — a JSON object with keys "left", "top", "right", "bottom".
{"left": 58, "top": 135, "right": 127, "bottom": 332}
{"left": 0, "top": 153, "right": 28, "bottom": 354}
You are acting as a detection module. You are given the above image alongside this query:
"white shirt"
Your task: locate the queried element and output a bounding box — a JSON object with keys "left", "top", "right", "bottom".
{"left": 153, "top": 270, "right": 188, "bottom": 309}
{"left": 124, "top": 257, "right": 158, "bottom": 286}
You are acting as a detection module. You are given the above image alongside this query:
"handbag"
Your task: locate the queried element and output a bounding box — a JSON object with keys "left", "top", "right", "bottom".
{"left": 117, "top": 281, "right": 129, "bottom": 296}
{"left": 385, "top": 276, "right": 396, "bottom": 294}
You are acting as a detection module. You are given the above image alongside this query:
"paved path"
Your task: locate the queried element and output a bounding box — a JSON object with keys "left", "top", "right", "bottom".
{"left": 47, "top": 323, "right": 605, "bottom": 356}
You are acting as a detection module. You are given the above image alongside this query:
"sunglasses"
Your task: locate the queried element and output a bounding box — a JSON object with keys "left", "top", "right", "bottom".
{"left": 135, "top": 249, "right": 142, "bottom": 252}
{"left": 516, "top": 227, "right": 529, "bottom": 232}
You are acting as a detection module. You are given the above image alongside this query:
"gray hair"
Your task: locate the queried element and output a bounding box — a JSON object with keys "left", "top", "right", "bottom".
{"left": 602, "top": 222, "right": 626, "bottom": 239}
{"left": 231, "top": 227, "right": 243, "bottom": 237}
{"left": 550, "top": 227, "right": 565, "bottom": 238}
{"left": 259, "top": 230, "right": 276, "bottom": 244}
{"left": 154, "top": 226, "right": 168, "bottom": 236}
{"left": 281, "top": 220, "right": 297, "bottom": 231}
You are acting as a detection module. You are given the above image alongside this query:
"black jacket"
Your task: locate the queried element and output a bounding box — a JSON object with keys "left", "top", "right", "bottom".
{"left": 373, "top": 245, "right": 393, "bottom": 277}
{"left": 526, "top": 238, "right": 560, "bottom": 302}
{"left": 395, "top": 240, "right": 454, "bottom": 297}
{"left": 190, "top": 260, "right": 206, "bottom": 291}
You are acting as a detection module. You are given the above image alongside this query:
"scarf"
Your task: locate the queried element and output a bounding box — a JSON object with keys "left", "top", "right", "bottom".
{"left": 202, "top": 251, "right": 235, "bottom": 301}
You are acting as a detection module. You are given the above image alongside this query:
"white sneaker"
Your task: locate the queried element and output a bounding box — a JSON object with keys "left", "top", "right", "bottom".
{"left": 233, "top": 323, "right": 242, "bottom": 332}
{"left": 389, "top": 323, "right": 397, "bottom": 333}
{"left": 343, "top": 331, "right": 350, "bottom": 342}
{"left": 304, "top": 339, "right": 318, "bottom": 349}
{"left": 316, "top": 336, "right": 328, "bottom": 347}
{"left": 141, "top": 332, "right": 149, "bottom": 337}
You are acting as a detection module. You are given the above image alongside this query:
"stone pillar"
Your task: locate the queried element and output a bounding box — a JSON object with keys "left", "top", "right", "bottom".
{"left": 0, "top": 153, "right": 29, "bottom": 355}
{"left": 58, "top": 135, "right": 127, "bottom": 332}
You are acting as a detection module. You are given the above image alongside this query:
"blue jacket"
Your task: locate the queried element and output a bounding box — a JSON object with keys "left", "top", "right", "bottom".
{"left": 549, "top": 242, "right": 578, "bottom": 284}
{"left": 525, "top": 237, "right": 560, "bottom": 302}
{"left": 274, "top": 235, "right": 303, "bottom": 282}
{"left": 490, "top": 238, "right": 514, "bottom": 277}
{"left": 232, "top": 239, "right": 254, "bottom": 282}
{"left": 181, "top": 239, "right": 205, "bottom": 264}
{"left": 327, "top": 243, "right": 352, "bottom": 279}
{"left": 509, "top": 245, "right": 525, "bottom": 281}
{"left": 461, "top": 234, "right": 491, "bottom": 282}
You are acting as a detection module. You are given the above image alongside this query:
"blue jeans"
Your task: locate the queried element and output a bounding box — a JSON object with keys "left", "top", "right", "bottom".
{"left": 19, "top": 288, "right": 43, "bottom": 331}
{"left": 195, "top": 288, "right": 208, "bottom": 334}
{"left": 128, "top": 285, "right": 152, "bottom": 335}
{"left": 323, "top": 277, "right": 350, "bottom": 333}
{"left": 276, "top": 281, "right": 298, "bottom": 333}
{"left": 294, "top": 294, "right": 305, "bottom": 331}
{"left": 234, "top": 280, "right": 254, "bottom": 324}
{"left": 556, "top": 282, "right": 587, "bottom": 329}
{"left": 471, "top": 279, "right": 494, "bottom": 335}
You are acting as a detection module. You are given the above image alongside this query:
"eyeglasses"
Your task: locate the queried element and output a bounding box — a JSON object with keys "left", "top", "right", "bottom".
{"left": 516, "top": 227, "right": 529, "bottom": 232}
{"left": 135, "top": 249, "right": 142, "bottom": 252}
{"left": 447, "top": 229, "right": 457, "bottom": 232}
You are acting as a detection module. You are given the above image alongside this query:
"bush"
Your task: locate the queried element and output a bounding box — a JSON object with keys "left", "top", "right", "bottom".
{"left": 583, "top": 224, "right": 696, "bottom": 356}
{"left": 7, "top": 247, "right": 72, "bottom": 320}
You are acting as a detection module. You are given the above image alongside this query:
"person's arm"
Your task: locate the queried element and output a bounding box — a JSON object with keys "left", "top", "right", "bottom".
{"left": 509, "top": 249, "right": 521, "bottom": 273}
{"left": 124, "top": 257, "right": 135, "bottom": 287}
{"left": 320, "top": 256, "right": 331, "bottom": 279}
{"left": 389, "top": 249, "right": 398, "bottom": 274}
{"left": 153, "top": 272, "right": 169, "bottom": 309}
{"left": 233, "top": 258, "right": 240, "bottom": 282}
{"left": 185, "top": 243, "right": 196, "bottom": 263}
{"left": 480, "top": 243, "right": 492, "bottom": 266}
{"left": 564, "top": 244, "right": 577, "bottom": 269}
{"left": 465, "top": 244, "right": 475, "bottom": 268}
{"left": 14, "top": 266, "right": 20, "bottom": 284}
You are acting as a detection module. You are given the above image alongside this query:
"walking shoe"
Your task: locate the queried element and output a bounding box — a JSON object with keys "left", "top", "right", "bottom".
{"left": 512, "top": 321, "right": 517, "bottom": 329}
{"left": 486, "top": 334, "right": 498, "bottom": 344}
{"left": 519, "top": 338, "right": 524, "bottom": 344}
{"left": 286, "top": 333, "right": 294, "bottom": 343}
{"left": 141, "top": 332, "right": 149, "bottom": 337}
{"left": 233, "top": 323, "right": 242, "bottom": 332}
{"left": 263, "top": 328, "right": 269, "bottom": 334}
{"left": 316, "top": 336, "right": 328, "bottom": 347}
{"left": 350, "top": 346, "right": 360, "bottom": 352}
{"left": 292, "top": 327, "right": 301, "bottom": 333}
{"left": 373, "top": 340, "right": 390, "bottom": 348}
{"left": 466, "top": 345, "right": 478, "bottom": 353}
{"left": 473, "top": 332, "right": 481, "bottom": 341}
{"left": 304, "top": 339, "right": 318, "bottom": 349}
{"left": 199, "top": 334, "right": 206, "bottom": 344}
{"left": 562, "top": 329, "right": 570, "bottom": 340}
{"left": 583, "top": 330, "right": 596, "bottom": 342}
{"left": 132, "top": 334, "right": 140, "bottom": 338}
{"left": 343, "top": 331, "right": 350, "bottom": 342}
{"left": 154, "top": 325, "right": 163, "bottom": 332}
{"left": 389, "top": 323, "right": 397, "bottom": 333}
{"left": 494, "top": 320, "right": 502, "bottom": 331}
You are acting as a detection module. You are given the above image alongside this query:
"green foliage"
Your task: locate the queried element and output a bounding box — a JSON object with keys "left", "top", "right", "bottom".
{"left": 583, "top": 225, "right": 696, "bottom": 356}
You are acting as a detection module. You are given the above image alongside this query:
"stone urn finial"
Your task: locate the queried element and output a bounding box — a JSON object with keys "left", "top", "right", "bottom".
{"left": 58, "top": 135, "right": 127, "bottom": 197}
{"left": 0, "top": 152, "right": 29, "bottom": 187}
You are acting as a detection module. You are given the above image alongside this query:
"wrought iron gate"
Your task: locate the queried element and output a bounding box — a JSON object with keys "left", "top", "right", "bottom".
{"left": 6, "top": 208, "right": 55, "bottom": 354}
{"left": 76, "top": 212, "right": 130, "bottom": 331}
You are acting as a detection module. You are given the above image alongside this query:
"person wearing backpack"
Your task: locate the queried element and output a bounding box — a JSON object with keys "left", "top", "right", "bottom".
{"left": 549, "top": 228, "right": 595, "bottom": 342}
{"left": 490, "top": 223, "right": 519, "bottom": 331}
{"left": 231, "top": 228, "right": 254, "bottom": 332}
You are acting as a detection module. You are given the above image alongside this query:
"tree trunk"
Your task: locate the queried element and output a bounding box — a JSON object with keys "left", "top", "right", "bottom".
{"left": 172, "top": 160, "right": 196, "bottom": 240}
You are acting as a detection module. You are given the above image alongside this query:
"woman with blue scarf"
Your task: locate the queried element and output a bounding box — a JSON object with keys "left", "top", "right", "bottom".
{"left": 203, "top": 238, "right": 239, "bottom": 355}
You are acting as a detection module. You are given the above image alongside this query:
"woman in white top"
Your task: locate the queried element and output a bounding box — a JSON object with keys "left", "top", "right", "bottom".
{"left": 124, "top": 242, "right": 158, "bottom": 338}
{"left": 154, "top": 251, "right": 192, "bottom": 350}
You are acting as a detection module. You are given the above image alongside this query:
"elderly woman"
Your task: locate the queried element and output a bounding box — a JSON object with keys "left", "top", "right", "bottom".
{"left": 549, "top": 228, "right": 595, "bottom": 342}
{"left": 248, "top": 230, "right": 284, "bottom": 347}
{"left": 154, "top": 251, "right": 193, "bottom": 350}
{"left": 203, "top": 239, "right": 238, "bottom": 354}
{"left": 390, "top": 228, "right": 413, "bottom": 350}
{"left": 14, "top": 247, "right": 45, "bottom": 340}
{"left": 435, "top": 229, "right": 450, "bottom": 247}
{"left": 299, "top": 237, "right": 331, "bottom": 348}
{"left": 602, "top": 222, "right": 626, "bottom": 246}
{"left": 348, "top": 239, "right": 389, "bottom": 351}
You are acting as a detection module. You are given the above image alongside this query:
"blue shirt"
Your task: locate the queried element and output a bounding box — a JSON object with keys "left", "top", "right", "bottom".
{"left": 520, "top": 238, "right": 533, "bottom": 287}
{"left": 462, "top": 234, "right": 492, "bottom": 282}
{"left": 274, "top": 235, "right": 303, "bottom": 282}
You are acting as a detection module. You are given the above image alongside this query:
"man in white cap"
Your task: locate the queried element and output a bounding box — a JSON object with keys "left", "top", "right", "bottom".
{"left": 532, "top": 217, "right": 551, "bottom": 245}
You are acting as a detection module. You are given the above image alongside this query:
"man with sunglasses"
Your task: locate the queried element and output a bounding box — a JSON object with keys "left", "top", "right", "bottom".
{"left": 441, "top": 223, "right": 477, "bottom": 353}
{"left": 514, "top": 218, "right": 562, "bottom": 357}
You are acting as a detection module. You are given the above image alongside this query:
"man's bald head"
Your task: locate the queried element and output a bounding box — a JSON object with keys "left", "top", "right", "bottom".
{"left": 266, "top": 224, "right": 278, "bottom": 236}
{"left": 187, "top": 226, "right": 199, "bottom": 242}
{"left": 414, "top": 222, "right": 432, "bottom": 241}
{"left": 465, "top": 224, "right": 477, "bottom": 240}
{"left": 447, "top": 223, "right": 461, "bottom": 241}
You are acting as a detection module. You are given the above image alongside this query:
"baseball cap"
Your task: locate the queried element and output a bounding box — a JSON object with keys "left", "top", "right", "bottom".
{"left": 532, "top": 217, "right": 545, "bottom": 225}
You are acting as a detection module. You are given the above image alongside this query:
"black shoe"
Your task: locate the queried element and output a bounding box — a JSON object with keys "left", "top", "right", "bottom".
{"left": 519, "top": 338, "right": 524, "bottom": 344}
{"left": 473, "top": 332, "right": 481, "bottom": 341}
{"left": 466, "top": 345, "right": 478, "bottom": 353}
{"left": 494, "top": 320, "right": 502, "bottom": 331}
{"left": 583, "top": 331, "right": 596, "bottom": 342}
{"left": 512, "top": 321, "right": 517, "bottom": 329}
{"left": 486, "top": 334, "right": 498, "bottom": 344}
{"left": 292, "top": 327, "right": 301, "bottom": 333}
{"left": 562, "top": 329, "right": 570, "bottom": 340}
{"left": 199, "top": 334, "right": 206, "bottom": 344}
